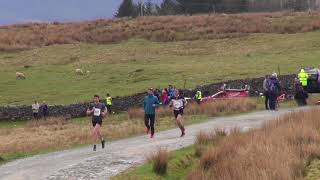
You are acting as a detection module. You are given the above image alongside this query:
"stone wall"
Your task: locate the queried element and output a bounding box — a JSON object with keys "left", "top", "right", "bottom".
{"left": 0, "top": 74, "right": 296, "bottom": 121}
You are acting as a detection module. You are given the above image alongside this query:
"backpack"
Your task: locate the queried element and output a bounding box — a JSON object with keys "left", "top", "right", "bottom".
{"left": 267, "top": 79, "right": 277, "bottom": 94}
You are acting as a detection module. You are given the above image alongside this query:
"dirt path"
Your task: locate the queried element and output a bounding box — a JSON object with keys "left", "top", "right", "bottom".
{"left": 0, "top": 108, "right": 307, "bottom": 180}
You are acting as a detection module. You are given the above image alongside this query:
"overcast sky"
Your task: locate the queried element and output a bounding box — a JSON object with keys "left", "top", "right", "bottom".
{"left": 0, "top": 0, "right": 122, "bottom": 25}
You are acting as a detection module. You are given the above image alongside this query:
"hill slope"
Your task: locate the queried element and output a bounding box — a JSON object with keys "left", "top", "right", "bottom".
{"left": 1, "top": 30, "right": 320, "bottom": 105}
{"left": 0, "top": 12, "right": 320, "bottom": 51}
{"left": 1, "top": 12, "right": 320, "bottom": 105}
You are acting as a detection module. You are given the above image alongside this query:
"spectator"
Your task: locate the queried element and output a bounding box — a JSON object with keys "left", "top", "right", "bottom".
{"left": 161, "top": 89, "right": 169, "bottom": 107}
{"left": 153, "top": 89, "right": 161, "bottom": 102}
{"left": 105, "top": 93, "right": 113, "bottom": 115}
{"left": 294, "top": 85, "right": 309, "bottom": 106}
{"left": 195, "top": 89, "right": 202, "bottom": 105}
{"left": 294, "top": 76, "right": 301, "bottom": 92}
{"left": 42, "top": 101, "right": 49, "bottom": 119}
{"left": 263, "top": 75, "right": 270, "bottom": 110}
{"left": 168, "top": 85, "right": 176, "bottom": 99}
{"left": 32, "top": 101, "right": 40, "bottom": 119}
{"left": 267, "top": 73, "right": 281, "bottom": 111}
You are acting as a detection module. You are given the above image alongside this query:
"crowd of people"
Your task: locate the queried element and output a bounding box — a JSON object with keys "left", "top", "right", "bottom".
{"left": 32, "top": 69, "right": 315, "bottom": 151}
{"left": 263, "top": 69, "right": 311, "bottom": 111}
{"left": 85, "top": 85, "right": 193, "bottom": 151}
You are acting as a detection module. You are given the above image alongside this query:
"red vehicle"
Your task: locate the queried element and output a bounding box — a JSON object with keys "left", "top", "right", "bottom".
{"left": 201, "top": 86, "right": 250, "bottom": 103}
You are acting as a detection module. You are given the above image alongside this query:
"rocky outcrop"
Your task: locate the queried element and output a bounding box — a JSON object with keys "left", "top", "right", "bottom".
{"left": 0, "top": 74, "right": 296, "bottom": 120}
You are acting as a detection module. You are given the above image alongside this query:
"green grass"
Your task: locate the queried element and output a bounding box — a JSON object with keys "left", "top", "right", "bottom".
{"left": 1, "top": 31, "right": 320, "bottom": 105}
{"left": 113, "top": 146, "right": 197, "bottom": 180}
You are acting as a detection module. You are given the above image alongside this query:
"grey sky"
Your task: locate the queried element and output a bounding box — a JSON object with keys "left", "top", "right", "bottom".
{"left": 0, "top": 0, "right": 120, "bottom": 25}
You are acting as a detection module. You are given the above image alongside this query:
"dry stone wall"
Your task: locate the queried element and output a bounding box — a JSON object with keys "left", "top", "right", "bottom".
{"left": 0, "top": 74, "right": 296, "bottom": 120}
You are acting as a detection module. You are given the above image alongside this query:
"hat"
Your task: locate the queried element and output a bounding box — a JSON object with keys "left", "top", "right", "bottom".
{"left": 272, "top": 73, "right": 277, "bottom": 77}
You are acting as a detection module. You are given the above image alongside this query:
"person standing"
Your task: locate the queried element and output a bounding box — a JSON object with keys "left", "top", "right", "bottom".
{"left": 143, "top": 88, "right": 159, "bottom": 138}
{"left": 41, "top": 101, "right": 49, "bottom": 119}
{"left": 105, "top": 93, "right": 113, "bottom": 115}
{"left": 161, "top": 89, "right": 169, "bottom": 107}
{"left": 87, "top": 95, "right": 107, "bottom": 151}
{"left": 294, "top": 85, "right": 309, "bottom": 106}
{"left": 267, "top": 73, "right": 281, "bottom": 111}
{"left": 169, "top": 90, "right": 187, "bottom": 137}
{"left": 298, "top": 69, "right": 309, "bottom": 89}
{"left": 195, "top": 89, "right": 202, "bottom": 105}
{"left": 32, "top": 101, "right": 40, "bottom": 119}
{"left": 153, "top": 89, "right": 161, "bottom": 103}
{"left": 168, "top": 85, "right": 176, "bottom": 100}
{"left": 263, "top": 75, "right": 270, "bottom": 110}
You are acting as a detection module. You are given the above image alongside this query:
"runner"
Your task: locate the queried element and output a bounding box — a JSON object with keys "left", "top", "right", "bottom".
{"left": 86, "top": 95, "right": 107, "bottom": 151}
{"left": 143, "top": 88, "right": 159, "bottom": 138}
{"left": 169, "top": 89, "right": 187, "bottom": 137}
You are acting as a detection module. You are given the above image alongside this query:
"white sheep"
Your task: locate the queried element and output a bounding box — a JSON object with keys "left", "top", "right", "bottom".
{"left": 75, "top": 68, "right": 84, "bottom": 75}
{"left": 16, "top": 72, "right": 26, "bottom": 79}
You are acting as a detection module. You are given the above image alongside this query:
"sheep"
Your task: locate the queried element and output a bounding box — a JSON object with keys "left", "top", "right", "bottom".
{"left": 75, "top": 68, "right": 84, "bottom": 75}
{"left": 16, "top": 72, "right": 26, "bottom": 79}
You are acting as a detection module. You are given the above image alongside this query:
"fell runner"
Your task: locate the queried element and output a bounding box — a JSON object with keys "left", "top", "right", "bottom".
{"left": 143, "top": 88, "right": 159, "bottom": 138}
{"left": 86, "top": 95, "right": 107, "bottom": 151}
{"left": 169, "top": 89, "right": 187, "bottom": 137}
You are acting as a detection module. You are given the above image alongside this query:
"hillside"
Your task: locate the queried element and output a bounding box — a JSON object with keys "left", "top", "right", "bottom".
{"left": 0, "top": 12, "right": 320, "bottom": 105}
{"left": 0, "top": 12, "right": 320, "bottom": 51}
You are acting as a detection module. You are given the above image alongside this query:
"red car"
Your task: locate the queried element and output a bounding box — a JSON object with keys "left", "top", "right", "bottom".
{"left": 201, "top": 87, "right": 250, "bottom": 103}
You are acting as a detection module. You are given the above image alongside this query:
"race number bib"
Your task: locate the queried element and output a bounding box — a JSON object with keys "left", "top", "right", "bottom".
{"left": 173, "top": 100, "right": 183, "bottom": 109}
{"left": 93, "top": 108, "right": 101, "bottom": 116}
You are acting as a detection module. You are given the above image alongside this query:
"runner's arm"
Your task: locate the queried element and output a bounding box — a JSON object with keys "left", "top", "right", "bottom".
{"left": 183, "top": 98, "right": 188, "bottom": 107}
{"left": 101, "top": 105, "right": 107, "bottom": 118}
{"left": 153, "top": 97, "right": 160, "bottom": 108}
{"left": 86, "top": 104, "right": 94, "bottom": 116}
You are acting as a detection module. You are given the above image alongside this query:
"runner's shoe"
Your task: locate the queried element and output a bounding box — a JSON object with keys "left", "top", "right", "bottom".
{"left": 150, "top": 134, "right": 154, "bottom": 138}
{"left": 93, "top": 145, "right": 97, "bottom": 151}
{"left": 180, "top": 128, "right": 186, "bottom": 137}
{"left": 101, "top": 140, "right": 105, "bottom": 149}
{"left": 181, "top": 131, "right": 185, "bottom": 137}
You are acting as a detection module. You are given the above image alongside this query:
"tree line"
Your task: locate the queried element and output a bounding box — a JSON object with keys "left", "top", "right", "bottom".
{"left": 116, "top": 0, "right": 320, "bottom": 17}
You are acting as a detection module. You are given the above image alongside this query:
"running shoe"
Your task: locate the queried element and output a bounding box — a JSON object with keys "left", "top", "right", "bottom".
{"left": 150, "top": 134, "right": 154, "bottom": 138}
{"left": 101, "top": 140, "right": 105, "bottom": 149}
{"left": 93, "top": 145, "right": 97, "bottom": 151}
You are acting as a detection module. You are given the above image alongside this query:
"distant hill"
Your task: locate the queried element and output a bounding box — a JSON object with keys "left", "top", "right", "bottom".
{"left": 0, "top": 11, "right": 320, "bottom": 52}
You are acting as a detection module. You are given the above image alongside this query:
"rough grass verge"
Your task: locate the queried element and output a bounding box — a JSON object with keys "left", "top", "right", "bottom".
{"left": 188, "top": 108, "right": 320, "bottom": 180}
{"left": 148, "top": 148, "right": 169, "bottom": 176}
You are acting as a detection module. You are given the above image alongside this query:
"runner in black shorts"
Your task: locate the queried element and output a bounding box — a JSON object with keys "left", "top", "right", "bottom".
{"left": 170, "top": 89, "right": 187, "bottom": 137}
{"left": 86, "top": 95, "right": 107, "bottom": 151}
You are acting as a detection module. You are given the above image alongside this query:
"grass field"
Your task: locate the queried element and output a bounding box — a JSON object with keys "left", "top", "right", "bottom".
{"left": 1, "top": 30, "right": 320, "bottom": 105}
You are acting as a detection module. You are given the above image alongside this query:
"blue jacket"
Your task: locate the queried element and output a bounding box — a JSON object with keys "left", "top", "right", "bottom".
{"left": 143, "top": 95, "right": 159, "bottom": 115}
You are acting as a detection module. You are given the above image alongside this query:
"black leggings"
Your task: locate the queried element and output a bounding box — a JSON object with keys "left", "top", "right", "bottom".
{"left": 264, "top": 91, "right": 269, "bottom": 110}
{"left": 144, "top": 114, "right": 155, "bottom": 135}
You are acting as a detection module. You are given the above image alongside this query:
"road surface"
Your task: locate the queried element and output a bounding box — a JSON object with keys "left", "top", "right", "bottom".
{"left": 0, "top": 108, "right": 308, "bottom": 180}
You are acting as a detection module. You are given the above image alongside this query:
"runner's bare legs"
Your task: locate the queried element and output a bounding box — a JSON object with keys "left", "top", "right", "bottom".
{"left": 176, "top": 114, "right": 185, "bottom": 137}
{"left": 92, "top": 124, "right": 102, "bottom": 142}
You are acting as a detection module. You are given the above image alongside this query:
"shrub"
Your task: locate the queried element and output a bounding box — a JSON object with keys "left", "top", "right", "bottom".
{"left": 149, "top": 148, "right": 169, "bottom": 176}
